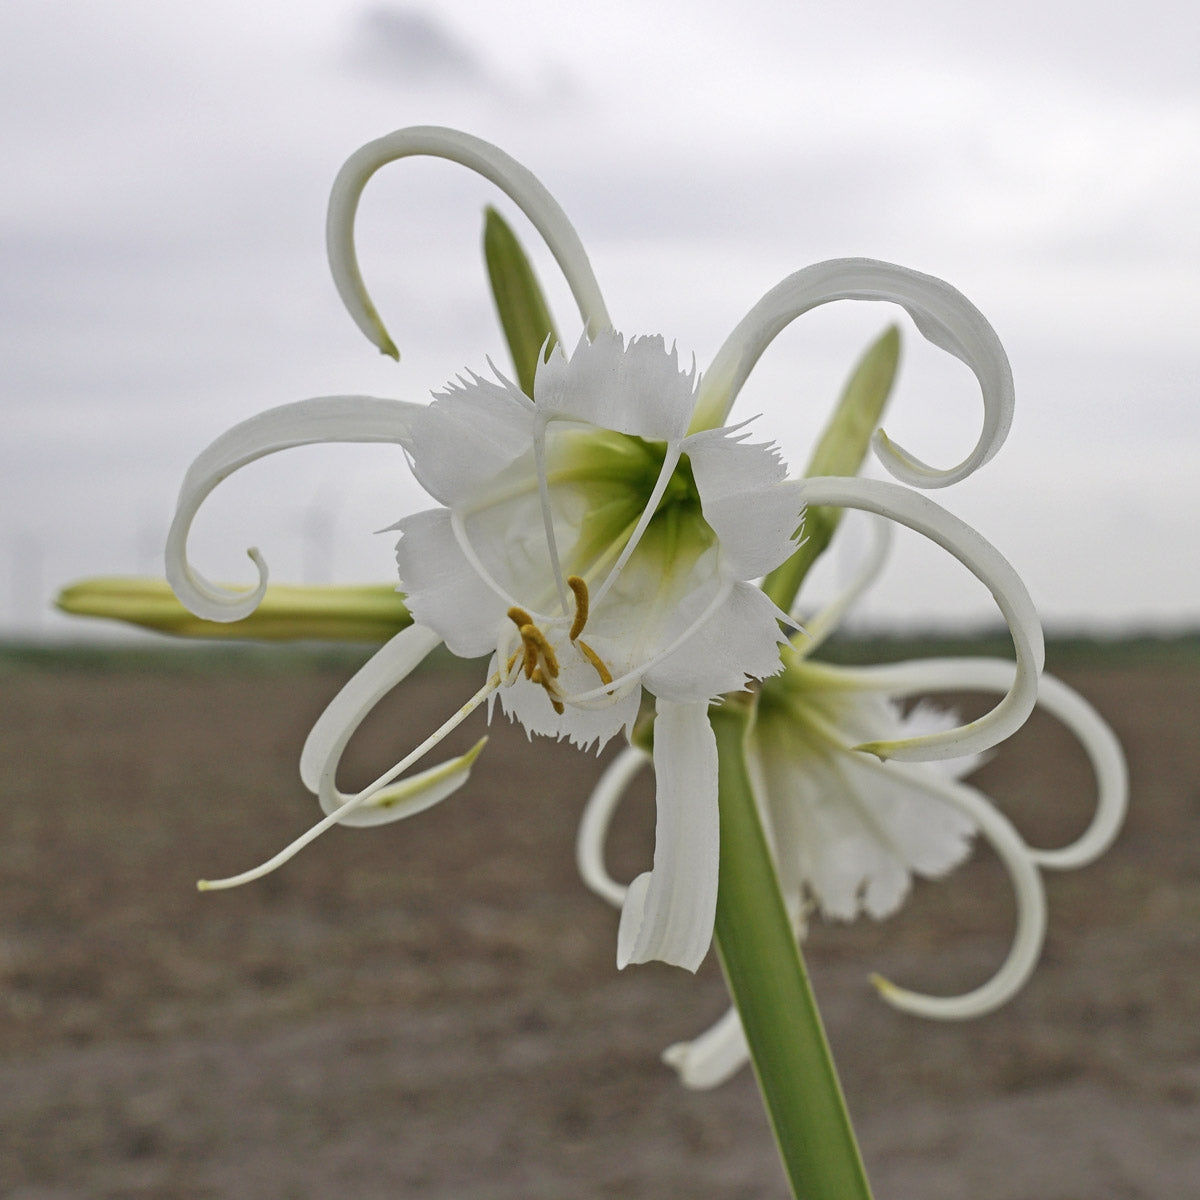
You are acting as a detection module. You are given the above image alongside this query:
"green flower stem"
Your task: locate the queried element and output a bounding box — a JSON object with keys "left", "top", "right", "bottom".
{"left": 711, "top": 701, "right": 873, "bottom": 1200}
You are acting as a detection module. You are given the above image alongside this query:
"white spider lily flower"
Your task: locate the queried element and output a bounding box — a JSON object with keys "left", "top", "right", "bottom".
{"left": 577, "top": 525, "right": 1127, "bottom": 1086}
{"left": 174, "top": 335, "right": 803, "bottom": 974}
{"left": 165, "top": 126, "right": 1042, "bottom": 974}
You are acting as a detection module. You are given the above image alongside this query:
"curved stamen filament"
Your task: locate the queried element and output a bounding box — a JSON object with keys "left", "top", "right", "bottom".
{"left": 590, "top": 444, "right": 683, "bottom": 611}
{"left": 198, "top": 673, "right": 502, "bottom": 891}
{"left": 534, "top": 429, "right": 570, "bottom": 613}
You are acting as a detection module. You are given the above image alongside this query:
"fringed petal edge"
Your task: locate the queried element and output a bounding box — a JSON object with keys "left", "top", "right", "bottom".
{"left": 842, "top": 657, "right": 1127, "bottom": 869}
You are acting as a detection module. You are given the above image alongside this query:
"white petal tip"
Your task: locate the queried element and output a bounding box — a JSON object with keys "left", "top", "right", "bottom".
{"left": 870, "top": 971, "right": 954, "bottom": 1016}
{"left": 853, "top": 740, "right": 891, "bottom": 762}
{"left": 660, "top": 1043, "right": 709, "bottom": 1089}
{"left": 870, "top": 971, "right": 899, "bottom": 1001}
{"left": 196, "top": 873, "right": 251, "bottom": 893}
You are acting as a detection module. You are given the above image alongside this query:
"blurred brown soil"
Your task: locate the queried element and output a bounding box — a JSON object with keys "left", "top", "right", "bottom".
{"left": 1, "top": 649, "right": 1198, "bottom": 1199}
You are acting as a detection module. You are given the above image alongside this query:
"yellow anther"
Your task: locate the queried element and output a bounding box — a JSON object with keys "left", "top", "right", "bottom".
{"left": 567, "top": 575, "right": 590, "bottom": 641}
{"left": 576, "top": 639, "right": 614, "bottom": 687}
{"left": 530, "top": 666, "right": 565, "bottom": 715}
{"left": 520, "top": 623, "right": 560, "bottom": 678}
{"left": 507, "top": 606, "right": 534, "bottom": 629}
{"left": 519, "top": 635, "right": 538, "bottom": 679}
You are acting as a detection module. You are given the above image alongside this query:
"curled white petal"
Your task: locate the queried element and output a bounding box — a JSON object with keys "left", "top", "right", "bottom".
{"left": 299, "top": 623, "right": 488, "bottom": 825}
{"left": 576, "top": 746, "right": 647, "bottom": 907}
{"left": 866, "top": 761, "right": 1047, "bottom": 1019}
{"left": 694, "top": 259, "right": 1013, "bottom": 486}
{"left": 794, "top": 516, "right": 893, "bottom": 655}
{"left": 662, "top": 1007, "right": 750, "bottom": 1090}
{"left": 327, "top": 126, "right": 612, "bottom": 358}
{"left": 1028, "top": 672, "right": 1128, "bottom": 868}
{"left": 794, "top": 476, "right": 1044, "bottom": 761}
{"left": 166, "top": 395, "right": 417, "bottom": 622}
{"left": 617, "top": 700, "right": 719, "bottom": 972}
{"left": 848, "top": 657, "right": 1127, "bottom": 869}
{"left": 199, "top": 634, "right": 499, "bottom": 891}
{"left": 335, "top": 740, "right": 487, "bottom": 824}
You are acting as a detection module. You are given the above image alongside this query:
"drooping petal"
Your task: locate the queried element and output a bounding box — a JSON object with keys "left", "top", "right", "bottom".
{"left": 693, "top": 259, "right": 1013, "bottom": 487}
{"left": 617, "top": 700, "right": 719, "bottom": 972}
{"left": 662, "top": 1007, "right": 750, "bottom": 1090}
{"left": 166, "top": 395, "right": 417, "bottom": 622}
{"left": 792, "top": 476, "right": 1044, "bottom": 761}
{"left": 535, "top": 332, "right": 696, "bottom": 443}
{"left": 684, "top": 423, "right": 801, "bottom": 579}
{"left": 865, "top": 762, "right": 1047, "bottom": 1019}
{"left": 326, "top": 126, "right": 612, "bottom": 358}
{"left": 849, "top": 657, "right": 1127, "bottom": 869}
{"left": 298, "top": 623, "right": 481, "bottom": 823}
{"left": 576, "top": 746, "right": 648, "bottom": 907}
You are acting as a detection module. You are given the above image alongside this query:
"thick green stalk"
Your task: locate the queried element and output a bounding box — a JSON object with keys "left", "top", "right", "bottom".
{"left": 711, "top": 702, "right": 873, "bottom": 1200}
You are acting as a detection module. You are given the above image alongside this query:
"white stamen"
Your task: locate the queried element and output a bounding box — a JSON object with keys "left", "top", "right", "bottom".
{"left": 448, "top": 508, "right": 525, "bottom": 612}
{"left": 534, "top": 424, "right": 570, "bottom": 613}
{"left": 590, "top": 444, "right": 683, "bottom": 610}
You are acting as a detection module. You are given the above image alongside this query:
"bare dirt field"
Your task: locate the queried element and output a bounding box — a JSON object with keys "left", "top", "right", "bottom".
{"left": 1, "top": 644, "right": 1198, "bottom": 1199}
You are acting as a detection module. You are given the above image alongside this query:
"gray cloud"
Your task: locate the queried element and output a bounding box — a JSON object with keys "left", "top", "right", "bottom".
{"left": 345, "top": 6, "right": 497, "bottom": 90}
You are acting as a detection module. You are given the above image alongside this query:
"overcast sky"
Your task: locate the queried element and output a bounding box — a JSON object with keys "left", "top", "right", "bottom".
{"left": 3, "top": 1, "right": 1198, "bottom": 639}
